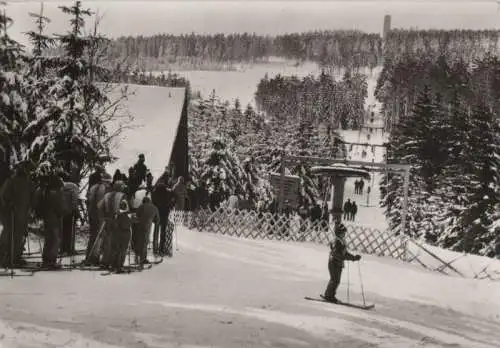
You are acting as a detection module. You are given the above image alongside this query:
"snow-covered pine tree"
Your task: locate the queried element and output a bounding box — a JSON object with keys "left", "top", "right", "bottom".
{"left": 0, "top": 3, "right": 29, "bottom": 170}
{"left": 449, "top": 100, "right": 500, "bottom": 255}
{"left": 29, "top": 1, "right": 119, "bottom": 182}
{"left": 381, "top": 86, "right": 447, "bottom": 238}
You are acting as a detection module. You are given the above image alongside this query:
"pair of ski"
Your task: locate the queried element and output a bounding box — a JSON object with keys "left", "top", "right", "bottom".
{"left": 100, "top": 257, "right": 164, "bottom": 276}
{"left": 304, "top": 295, "right": 375, "bottom": 310}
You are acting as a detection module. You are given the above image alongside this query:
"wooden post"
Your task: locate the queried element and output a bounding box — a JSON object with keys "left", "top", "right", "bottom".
{"left": 278, "top": 153, "right": 286, "bottom": 213}
{"left": 401, "top": 167, "right": 410, "bottom": 261}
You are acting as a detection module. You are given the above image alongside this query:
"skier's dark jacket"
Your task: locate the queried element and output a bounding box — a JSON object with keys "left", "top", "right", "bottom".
{"left": 329, "top": 238, "right": 356, "bottom": 267}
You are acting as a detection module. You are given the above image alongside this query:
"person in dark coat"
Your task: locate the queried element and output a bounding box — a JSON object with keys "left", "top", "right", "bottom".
{"left": 0, "top": 161, "right": 35, "bottom": 267}
{"left": 133, "top": 154, "right": 148, "bottom": 187}
{"left": 110, "top": 199, "right": 132, "bottom": 272}
{"left": 343, "top": 199, "right": 352, "bottom": 221}
{"left": 84, "top": 172, "right": 112, "bottom": 265}
{"left": 113, "top": 169, "right": 125, "bottom": 185}
{"left": 134, "top": 196, "right": 159, "bottom": 265}
{"left": 323, "top": 219, "right": 361, "bottom": 303}
{"left": 350, "top": 201, "right": 358, "bottom": 222}
{"left": 88, "top": 164, "right": 105, "bottom": 189}
{"left": 359, "top": 180, "right": 365, "bottom": 195}
{"left": 59, "top": 173, "right": 80, "bottom": 255}
{"left": 146, "top": 171, "right": 154, "bottom": 195}
{"left": 151, "top": 182, "right": 175, "bottom": 256}
{"left": 98, "top": 180, "right": 129, "bottom": 268}
{"left": 37, "top": 174, "right": 66, "bottom": 269}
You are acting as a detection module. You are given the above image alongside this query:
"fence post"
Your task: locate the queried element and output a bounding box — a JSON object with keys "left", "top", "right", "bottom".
{"left": 401, "top": 167, "right": 410, "bottom": 261}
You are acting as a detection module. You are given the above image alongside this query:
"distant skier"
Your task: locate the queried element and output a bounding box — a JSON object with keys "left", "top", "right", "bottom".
{"left": 343, "top": 199, "right": 352, "bottom": 221}
{"left": 350, "top": 201, "right": 358, "bottom": 222}
{"left": 323, "top": 219, "right": 361, "bottom": 303}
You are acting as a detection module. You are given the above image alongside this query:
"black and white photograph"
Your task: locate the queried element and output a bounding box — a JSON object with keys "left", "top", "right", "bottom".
{"left": 0, "top": 0, "right": 499, "bottom": 346}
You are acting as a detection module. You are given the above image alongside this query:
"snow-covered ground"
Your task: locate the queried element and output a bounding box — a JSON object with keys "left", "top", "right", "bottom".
{"left": 1, "top": 227, "right": 499, "bottom": 348}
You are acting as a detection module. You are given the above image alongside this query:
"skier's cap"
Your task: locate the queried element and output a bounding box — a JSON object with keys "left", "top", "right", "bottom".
{"left": 138, "top": 154, "right": 145, "bottom": 159}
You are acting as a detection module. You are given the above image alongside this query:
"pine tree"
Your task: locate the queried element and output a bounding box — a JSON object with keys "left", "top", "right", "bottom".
{"left": 451, "top": 101, "right": 500, "bottom": 255}
{"left": 30, "top": 1, "right": 114, "bottom": 181}
{"left": 381, "top": 86, "right": 446, "bottom": 238}
{"left": 0, "top": 3, "right": 29, "bottom": 167}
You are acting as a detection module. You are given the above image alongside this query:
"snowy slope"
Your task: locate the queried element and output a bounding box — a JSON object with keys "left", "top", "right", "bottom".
{"left": 1, "top": 227, "right": 499, "bottom": 348}
{"left": 106, "top": 85, "right": 186, "bottom": 180}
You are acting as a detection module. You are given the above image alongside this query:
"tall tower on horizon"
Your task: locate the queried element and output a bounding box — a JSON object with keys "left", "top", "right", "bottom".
{"left": 383, "top": 14, "right": 391, "bottom": 41}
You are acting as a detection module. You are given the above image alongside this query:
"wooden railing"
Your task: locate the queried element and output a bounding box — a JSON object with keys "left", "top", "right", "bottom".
{"left": 170, "top": 207, "right": 408, "bottom": 260}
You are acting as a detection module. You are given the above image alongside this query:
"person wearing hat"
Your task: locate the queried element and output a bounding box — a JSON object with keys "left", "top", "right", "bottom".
{"left": 88, "top": 164, "right": 105, "bottom": 190}
{"left": 0, "top": 160, "right": 35, "bottom": 267}
{"left": 84, "top": 172, "right": 112, "bottom": 265}
{"left": 133, "top": 154, "right": 148, "bottom": 189}
{"left": 110, "top": 199, "right": 132, "bottom": 273}
{"left": 323, "top": 219, "right": 361, "bottom": 303}
{"left": 133, "top": 196, "right": 159, "bottom": 266}
{"left": 98, "top": 180, "right": 129, "bottom": 269}
{"left": 37, "top": 172, "right": 66, "bottom": 269}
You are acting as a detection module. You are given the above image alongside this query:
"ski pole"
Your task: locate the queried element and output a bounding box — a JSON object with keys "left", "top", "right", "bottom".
{"left": 358, "top": 261, "right": 367, "bottom": 307}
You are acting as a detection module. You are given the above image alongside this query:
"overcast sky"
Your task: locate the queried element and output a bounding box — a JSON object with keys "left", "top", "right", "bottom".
{"left": 5, "top": 1, "right": 500, "bottom": 46}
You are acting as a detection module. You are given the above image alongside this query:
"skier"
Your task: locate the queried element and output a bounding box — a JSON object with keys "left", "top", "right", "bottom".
{"left": 37, "top": 173, "right": 66, "bottom": 269}
{"left": 59, "top": 173, "right": 80, "bottom": 255}
{"left": 359, "top": 179, "right": 365, "bottom": 195}
{"left": 133, "top": 154, "right": 148, "bottom": 188}
{"left": 0, "top": 160, "right": 35, "bottom": 267}
{"left": 88, "top": 164, "right": 105, "bottom": 189}
{"left": 323, "top": 219, "right": 361, "bottom": 303}
{"left": 110, "top": 199, "right": 132, "bottom": 273}
{"left": 84, "top": 172, "right": 112, "bottom": 265}
{"left": 134, "top": 196, "right": 159, "bottom": 266}
{"left": 146, "top": 171, "right": 154, "bottom": 195}
{"left": 151, "top": 181, "right": 175, "bottom": 256}
{"left": 350, "top": 201, "right": 358, "bottom": 222}
{"left": 98, "top": 180, "right": 128, "bottom": 269}
{"left": 343, "top": 199, "right": 352, "bottom": 221}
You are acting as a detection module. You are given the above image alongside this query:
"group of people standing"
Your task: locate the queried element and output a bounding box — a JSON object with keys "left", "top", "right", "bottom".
{"left": 0, "top": 160, "right": 81, "bottom": 269}
{"left": 83, "top": 155, "right": 189, "bottom": 273}
{"left": 343, "top": 199, "right": 358, "bottom": 222}
{"left": 354, "top": 179, "right": 365, "bottom": 195}
{"left": 0, "top": 153, "right": 190, "bottom": 273}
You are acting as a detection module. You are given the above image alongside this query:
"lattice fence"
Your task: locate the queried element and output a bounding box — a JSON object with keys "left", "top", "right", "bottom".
{"left": 170, "top": 208, "right": 407, "bottom": 260}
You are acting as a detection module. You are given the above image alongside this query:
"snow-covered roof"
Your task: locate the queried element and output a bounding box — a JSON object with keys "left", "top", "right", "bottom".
{"left": 105, "top": 84, "right": 186, "bottom": 179}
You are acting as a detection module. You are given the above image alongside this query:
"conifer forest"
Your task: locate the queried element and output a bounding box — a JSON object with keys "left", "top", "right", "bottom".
{"left": 1, "top": 0, "right": 499, "bottom": 259}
